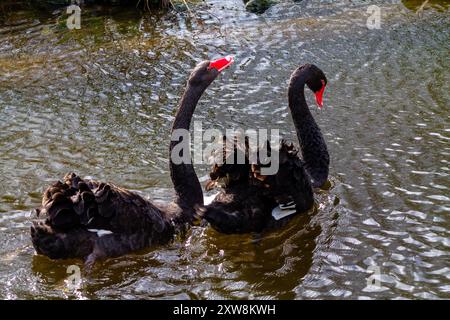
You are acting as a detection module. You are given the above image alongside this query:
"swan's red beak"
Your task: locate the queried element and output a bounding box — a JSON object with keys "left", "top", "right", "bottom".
{"left": 315, "top": 80, "right": 326, "bottom": 109}
{"left": 209, "top": 56, "right": 234, "bottom": 72}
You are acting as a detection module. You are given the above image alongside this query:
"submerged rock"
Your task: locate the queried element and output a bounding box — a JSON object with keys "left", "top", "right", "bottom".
{"left": 244, "top": 0, "right": 278, "bottom": 14}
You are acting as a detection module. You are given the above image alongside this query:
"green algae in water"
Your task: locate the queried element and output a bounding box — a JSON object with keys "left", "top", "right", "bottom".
{"left": 401, "top": 0, "right": 450, "bottom": 11}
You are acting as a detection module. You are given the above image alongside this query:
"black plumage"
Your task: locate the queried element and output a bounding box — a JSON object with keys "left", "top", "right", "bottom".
{"left": 200, "top": 64, "right": 329, "bottom": 233}
{"left": 31, "top": 60, "right": 230, "bottom": 265}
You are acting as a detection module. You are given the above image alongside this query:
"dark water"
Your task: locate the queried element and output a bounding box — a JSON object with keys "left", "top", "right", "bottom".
{"left": 0, "top": 0, "right": 449, "bottom": 299}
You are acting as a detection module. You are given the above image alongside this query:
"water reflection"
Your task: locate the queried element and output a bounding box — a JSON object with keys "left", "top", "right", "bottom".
{"left": 0, "top": 0, "right": 449, "bottom": 299}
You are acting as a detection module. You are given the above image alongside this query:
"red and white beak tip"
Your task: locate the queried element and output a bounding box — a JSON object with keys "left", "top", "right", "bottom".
{"left": 209, "top": 56, "right": 234, "bottom": 72}
{"left": 315, "top": 81, "right": 326, "bottom": 109}
{"left": 315, "top": 92, "right": 324, "bottom": 109}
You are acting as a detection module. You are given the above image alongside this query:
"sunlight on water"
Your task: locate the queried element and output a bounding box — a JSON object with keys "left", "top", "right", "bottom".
{"left": 0, "top": 0, "right": 449, "bottom": 299}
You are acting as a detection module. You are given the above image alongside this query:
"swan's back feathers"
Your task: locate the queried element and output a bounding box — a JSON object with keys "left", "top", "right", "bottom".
{"left": 31, "top": 173, "right": 175, "bottom": 261}
{"left": 37, "top": 172, "right": 171, "bottom": 235}
{"left": 205, "top": 135, "right": 251, "bottom": 191}
{"left": 201, "top": 140, "right": 314, "bottom": 233}
{"left": 251, "top": 140, "right": 314, "bottom": 213}
{"left": 205, "top": 139, "right": 314, "bottom": 211}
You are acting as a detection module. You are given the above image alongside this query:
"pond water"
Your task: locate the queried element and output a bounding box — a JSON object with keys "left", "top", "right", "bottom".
{"left": 0, "top": 0, "right": 449, "bottom": 299}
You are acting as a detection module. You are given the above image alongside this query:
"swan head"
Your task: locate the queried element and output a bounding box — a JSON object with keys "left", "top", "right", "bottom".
{"left": 305, "top": 64, "right": 328, "bottom": 109}
{"left": 188, "top": 56, "right": 234, "bottom": 87}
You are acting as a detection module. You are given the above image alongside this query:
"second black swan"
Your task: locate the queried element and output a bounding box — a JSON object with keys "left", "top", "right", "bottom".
{"left": 200, "top": 64, "right": 330, "bottom": 234}
{"left": 30, "top": 57, "right": 235, "bottom": 265}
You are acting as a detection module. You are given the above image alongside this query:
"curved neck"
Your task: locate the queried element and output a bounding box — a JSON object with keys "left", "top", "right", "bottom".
{"left": 169, "top": 82, "right": 205, "bottom": 213}
{"left": 288, "top": 68, "right": 330, "bottom": 188}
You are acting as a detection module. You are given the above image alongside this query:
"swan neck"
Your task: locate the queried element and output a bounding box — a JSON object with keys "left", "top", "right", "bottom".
{"left": 169, "top": 82, "right": 205, "bottom": 213}
{"left": 288, "top": 72, "right": 314, "bottom": 130}
{"left": 288, "top": 68, "right": 330, "bottom": 188}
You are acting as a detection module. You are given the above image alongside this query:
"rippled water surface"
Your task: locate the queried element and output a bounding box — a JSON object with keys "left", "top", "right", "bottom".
{"left": 0, "top": 0, "right": 449, "bottom": 299}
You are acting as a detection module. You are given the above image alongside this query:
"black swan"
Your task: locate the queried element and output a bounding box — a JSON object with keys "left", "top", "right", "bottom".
{"left": 30, "top": 57, "right": 235, "bottom": 265}
{"left": 199, "top": 64, "right": 329, "bottom": 234}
